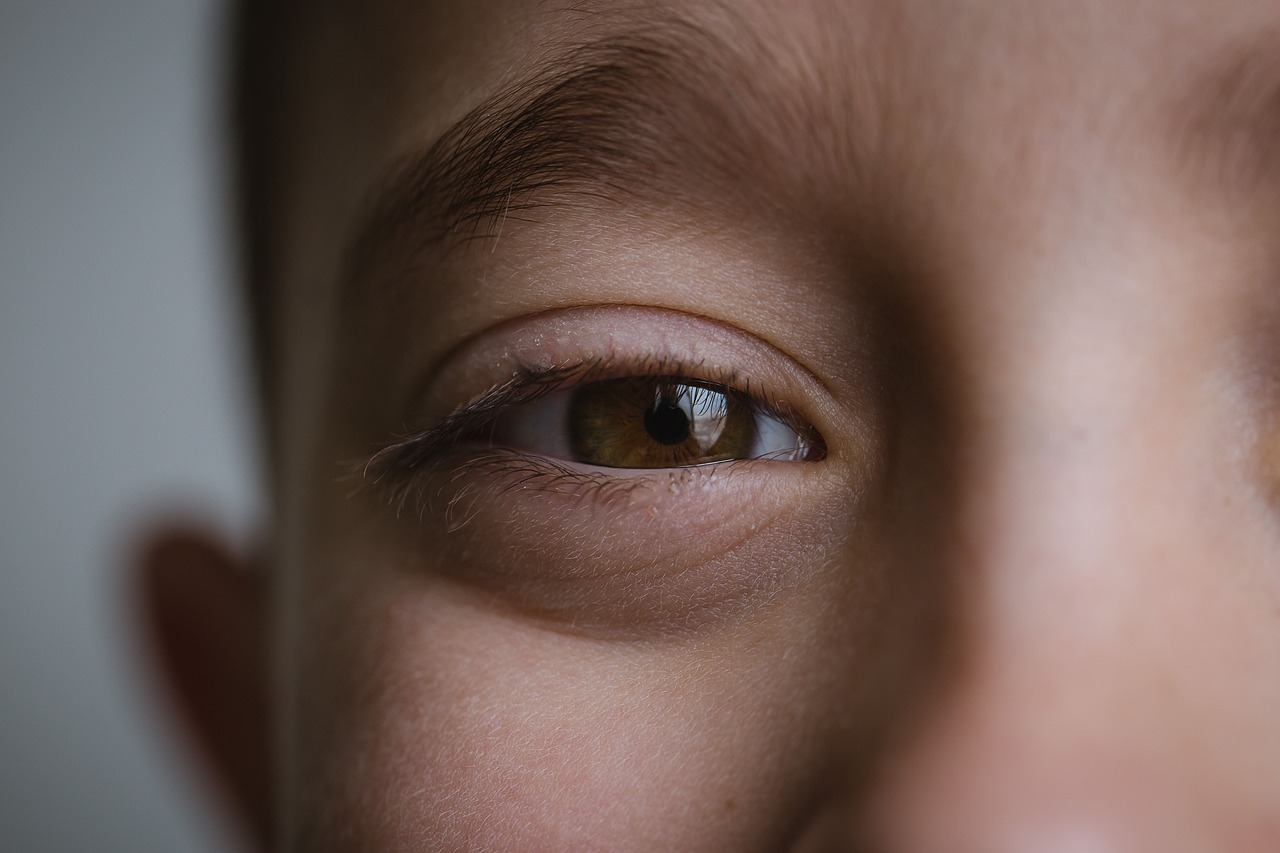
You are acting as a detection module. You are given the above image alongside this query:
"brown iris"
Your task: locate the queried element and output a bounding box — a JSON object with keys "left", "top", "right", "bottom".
{"left": 567, "top": 378, "right": 756, "bottom": 468}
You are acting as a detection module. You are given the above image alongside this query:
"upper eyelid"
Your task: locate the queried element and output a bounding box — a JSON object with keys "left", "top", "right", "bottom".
{"left": 370, "top": 304, "right": 851, "bottom": 476}
{"left": 396, "top": 303, "right": 838, "bottom": 418}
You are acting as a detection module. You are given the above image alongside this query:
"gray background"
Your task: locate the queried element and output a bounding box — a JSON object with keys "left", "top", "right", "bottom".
{"left": 2, "top": 1, "right": 256, "bottom": 850}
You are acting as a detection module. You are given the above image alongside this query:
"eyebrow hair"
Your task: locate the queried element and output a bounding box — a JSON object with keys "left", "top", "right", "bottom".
{"left": 342, "top": 11, "right": 884, "bottom": 278}
{"left": 351, "top": 21, "right": 741, "bottom": 260}
{"left": 1172, "top": 37, "right": 1280, "bottom": 196}
{"left": 340, "top": 20, "right": 1280, "bottom": 313}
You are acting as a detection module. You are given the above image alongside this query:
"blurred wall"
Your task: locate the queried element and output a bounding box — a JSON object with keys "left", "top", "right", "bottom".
{"left": 0, "top": 1, "right": 258, "bottom": 850}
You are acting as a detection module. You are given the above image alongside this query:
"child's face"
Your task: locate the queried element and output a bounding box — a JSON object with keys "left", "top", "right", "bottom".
{"left": 262, "top": 0, "right": 1280, "bottom": 848}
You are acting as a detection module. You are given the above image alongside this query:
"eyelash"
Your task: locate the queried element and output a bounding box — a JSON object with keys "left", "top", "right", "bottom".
{"left": 361, "top": 355, "right": 822, "bottom": 523}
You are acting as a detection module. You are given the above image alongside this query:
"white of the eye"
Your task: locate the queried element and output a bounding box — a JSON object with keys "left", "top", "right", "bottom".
{"left": 488, "top": 390, "right": 575, "bottom": 459}
{"left": 749, "top": 411, "right": 806, "bottom": 461}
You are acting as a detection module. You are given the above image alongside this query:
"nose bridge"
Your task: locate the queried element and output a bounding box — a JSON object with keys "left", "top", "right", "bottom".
{"left": 953, "top": 305, "right": 1182, "bottom": 647}
{"left": 944, "top": 331, "right": 1192, "bottom": 777}
{"left": 958, "top": 287, "right": 1220, "bottom": 709}
{"left": 846, "top": 289, "right": 1266, "bottom": 851}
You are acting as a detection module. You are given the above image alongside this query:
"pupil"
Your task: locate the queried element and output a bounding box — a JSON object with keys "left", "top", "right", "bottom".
{"left": 644, "top": 399, "right": 691, "bottom": 445}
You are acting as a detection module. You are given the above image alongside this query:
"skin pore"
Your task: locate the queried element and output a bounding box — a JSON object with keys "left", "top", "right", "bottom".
{"left": 144, "top": 0, "right": 1280, "bottom": 850}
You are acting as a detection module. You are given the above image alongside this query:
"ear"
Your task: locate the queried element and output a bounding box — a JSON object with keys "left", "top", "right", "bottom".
{"left": 137, "top": 526, "right": 272, "bottom": 848}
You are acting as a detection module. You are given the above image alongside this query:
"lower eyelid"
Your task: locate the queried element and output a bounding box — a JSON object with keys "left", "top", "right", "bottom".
{"left": 361, "top": 441, "right": 847, "bottom": 633}
{"left": 371, "top": 445, "right": 672, "bottom": 531}
{"left": 373, "top": 441, "right": 790, "bottom": 539}
{"left": 442, "top": 452, "right": 646, "bottom": 529}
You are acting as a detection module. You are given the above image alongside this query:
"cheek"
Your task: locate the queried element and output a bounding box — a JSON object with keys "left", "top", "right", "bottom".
{"left": 281, "top": 521, "right": 902, "bottom": 852}
{"left": 290, "top": 601, "right": 787, "bottom": 850}
{"left": 279, "top": 395, "right": 904, "bottom": 850}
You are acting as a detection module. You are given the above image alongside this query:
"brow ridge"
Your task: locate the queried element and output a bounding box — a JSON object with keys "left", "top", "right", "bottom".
{"left": 352, "top": 19, "right": 740, "bottom": 263}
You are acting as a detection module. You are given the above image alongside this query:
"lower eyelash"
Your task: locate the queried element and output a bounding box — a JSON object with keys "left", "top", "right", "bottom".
{"left": 366, "top": 447, "right": 652, "bottom": 530}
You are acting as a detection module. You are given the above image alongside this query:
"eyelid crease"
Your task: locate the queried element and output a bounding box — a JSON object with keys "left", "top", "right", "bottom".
{"left": 399, "top": 302, "right": 842, "bottom": 424}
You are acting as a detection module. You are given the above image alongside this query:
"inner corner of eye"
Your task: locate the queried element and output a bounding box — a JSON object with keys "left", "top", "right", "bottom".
{"left": 489, "top": 375, "right": 826, "bottom": 469}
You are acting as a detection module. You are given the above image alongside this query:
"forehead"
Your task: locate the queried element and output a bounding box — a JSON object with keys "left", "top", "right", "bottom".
{"left": 270, "top": 0, "right": 1280, "bottom": 440}
{"left": 324, "top": 0, "right": 1280, "bottom": 159}
{"left": 287, "top": 0, "right": 1280, "bottom": 271}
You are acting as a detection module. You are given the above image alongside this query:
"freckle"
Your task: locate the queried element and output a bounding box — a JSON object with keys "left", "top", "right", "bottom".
{"left": 723, "top": 797, "right": 736, "bottom": 813}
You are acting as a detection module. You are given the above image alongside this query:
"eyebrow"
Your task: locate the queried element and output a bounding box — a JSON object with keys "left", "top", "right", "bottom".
{"left": 342, "top": 12, "right": 884, "bottom": 280}
{"left": 346, "top": 20, "right": 1280, "bottom": 265}
{"left": 349, "top": 20, "right": 749, "bottom": 262}
{"left": 1171, "top": 38, "right": 1280, "bottom": 197}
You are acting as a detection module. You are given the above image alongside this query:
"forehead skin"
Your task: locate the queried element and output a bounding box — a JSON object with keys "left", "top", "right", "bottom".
{"left": 271, "top": 0, "right": 1280, "bottom": 478}
{"left": 268, "top": 1, "right": 1280, "bottom": 850}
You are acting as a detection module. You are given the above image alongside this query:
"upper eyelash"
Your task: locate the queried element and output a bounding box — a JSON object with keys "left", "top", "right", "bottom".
{"left": 358, "top": 354, "right": 820, "bottom": 516}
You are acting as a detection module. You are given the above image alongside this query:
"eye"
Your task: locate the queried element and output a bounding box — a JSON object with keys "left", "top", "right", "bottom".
{"left": 489, "top": 376, "right": 824, "bottom": 468}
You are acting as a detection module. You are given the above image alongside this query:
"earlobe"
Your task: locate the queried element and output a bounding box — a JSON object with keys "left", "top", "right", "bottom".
{"left": 138, "top": 527, "right": 272, "bottom": 849}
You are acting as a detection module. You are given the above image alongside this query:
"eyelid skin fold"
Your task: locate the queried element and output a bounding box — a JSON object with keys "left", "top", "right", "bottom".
{"left": 406, "top": 305, "right": 838, "bottom": 434}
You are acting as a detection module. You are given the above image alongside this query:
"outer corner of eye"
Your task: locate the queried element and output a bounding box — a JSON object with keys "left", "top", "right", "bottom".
{"left": 752, "top": 408, "right": 826, "bottom": 463}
